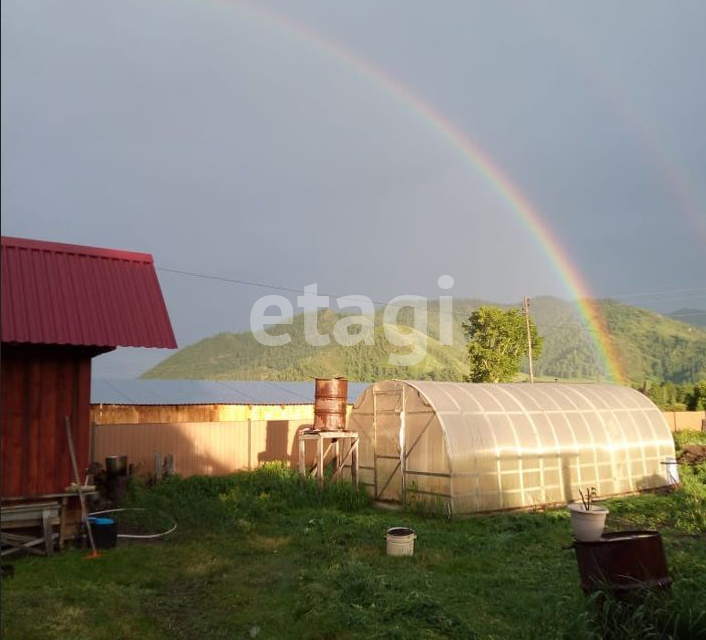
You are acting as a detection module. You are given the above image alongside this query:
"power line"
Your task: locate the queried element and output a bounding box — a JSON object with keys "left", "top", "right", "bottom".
{"left": 598, "top": 289, "right": 706, "bottom": 306}
{"left": 158, "top": 266, "right": 580, "bottom": 327}
{"left": 600, "top": 285, "right": 706, "bottom": 300}
{"left": 666, "top": 310, "right": 706, "bottom": 319}
{"left": 158, "top": 266, "right": 495, "bottom": 322}
{"left": 159, "top": 266, "right": 705, "bottom": 308}
{"left": 156, "top": 266, "right": 704, "bottom": 336}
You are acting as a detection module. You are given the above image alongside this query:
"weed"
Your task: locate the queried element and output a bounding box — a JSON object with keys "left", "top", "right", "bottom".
{"left": 296, "top": 558, "right": 479, "bottom": 639}
{"left": 405, "top": 481, "right": 452, "bottom": 518}
{"left": 673, "top": 430, "right": 706, "bottom": 450}
{"left": 529, "top": 589, "right": 706, "bottom": 640}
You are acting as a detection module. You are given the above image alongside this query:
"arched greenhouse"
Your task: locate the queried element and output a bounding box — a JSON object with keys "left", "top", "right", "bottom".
{"left": 347, "top": 381, "right": 675, "bottom": 514}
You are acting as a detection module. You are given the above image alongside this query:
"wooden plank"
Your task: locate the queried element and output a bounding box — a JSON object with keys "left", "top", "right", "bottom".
{"left": 0, "top": 357, "right": 10, "bottom": 493}
{"left": 154, "top": 452, "right": 163, "bottom": 480}
{"left": 1, "top": 514, "right": 60, "bottom": 527}
{"left": 27, "top": 355, "right": 45, "bottom": 496}
{"left": 75, "top": 357, "right": 92, "bottom": 484}
{"left": 59, "top": 496, "right": 68, "bottom": 549}
{"left": 352, "top": 438, "right": 359, "bottom": 487}
{"left": 248, "top": 419, "right": 252, "bottom": 470}
{"left": 52, "top": 354, "right": 71, "bottom": 495}
{"left": 40, "top": 354, "right": 56, "bottom": 495}
{"left": 42, "top": 508, "right": 54, "bottom": 556}
{"left": 1, "top": 501, "right": 60, "bottom": 515}
{"left": 298, "top": 433, "right": 306, "bottom": 476}
{"left": 323, "top": 441, "right": 335, "bottom": 463}
{"left": 1, "top": 499, "right": 61, "bottom": 557}
{"left": 20, "top": 355, "right": 33, "bottom": 496}
{"left": 1, "top": 352, "right": 25, "bottom": 497}
{"left": 89, "top": 422, "right": 97, "bottom": 466}
{"left": 330, "top": 436, "right": 360, "bottom": 484}
{"left": 2, "top": 491, "right": 93, "bottom": 502}
{"left": 298, "top": 431, "right": 358, "bottom": 441}
{"left": 1, "top": 532, "right": 58, "bottom": 557}
{"left": 317, "top": 435, "right": 324, "bottom": 487}
{"left": 92, "top": 422, "right": 353, "bottom": 479}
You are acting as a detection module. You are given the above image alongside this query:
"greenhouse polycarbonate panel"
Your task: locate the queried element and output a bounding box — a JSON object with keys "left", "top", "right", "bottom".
{"left": 350, "top": 381, "right": 676, "bottom": 515}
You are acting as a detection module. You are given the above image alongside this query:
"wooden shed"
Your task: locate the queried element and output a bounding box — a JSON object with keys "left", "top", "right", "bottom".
{"left": 1, "top": 236, "right": 176, "bottom": 545}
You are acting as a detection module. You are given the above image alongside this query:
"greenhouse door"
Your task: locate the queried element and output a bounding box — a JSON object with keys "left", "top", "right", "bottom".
{"left": 373, "top": 387, "right": 404, "bottom": 503}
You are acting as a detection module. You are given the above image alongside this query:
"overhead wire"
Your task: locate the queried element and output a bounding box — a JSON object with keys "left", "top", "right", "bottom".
{"left": 156, "top": 266, "right": 705, "bottom": 336}
{"left": 599, "top": 285, "right": 706, "bottom": 300}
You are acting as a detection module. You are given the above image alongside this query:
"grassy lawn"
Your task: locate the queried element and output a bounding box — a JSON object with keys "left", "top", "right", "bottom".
{"left": 2, "top": 432, "right": 705, "bottom": 640}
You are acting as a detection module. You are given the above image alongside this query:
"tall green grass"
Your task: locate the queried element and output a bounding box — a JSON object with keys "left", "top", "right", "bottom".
{"left": 530, "top": 589, "right": 706, "bottom": 640}
{"left": 673, "top": 430, "right": 706, "bottom": 448}
{"left": 128, "top": 462, "right": 371, "bottom": 533}
{"left": 603, "top": 429, "right": 706, "bottom": 535}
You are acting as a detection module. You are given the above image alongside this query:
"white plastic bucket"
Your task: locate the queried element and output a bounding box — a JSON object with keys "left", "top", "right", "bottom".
{"left": 568, "top": 503, "right": 609, "bottom": 542}
{"left": 386, "top": 527, "right": 416, "bottom": 556}
{"left": 663, "top": 457, "right": 680, "bottom": 485}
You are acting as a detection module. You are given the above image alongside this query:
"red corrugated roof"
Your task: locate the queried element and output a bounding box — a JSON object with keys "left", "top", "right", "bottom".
{"left": 1, "top": 236, "right": 177, "bottom": 349}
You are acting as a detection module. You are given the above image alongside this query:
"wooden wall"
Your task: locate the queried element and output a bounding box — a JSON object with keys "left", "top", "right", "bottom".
{"left": 662, "top": 411, "right": 706, "bottom": 432}
{"left": 90, "top": 410, "right": 704, "bottom": 480}
{"left": 91, "top": 403, "right": 315, "bottom": 425}
{"left": 93, "top": 420, "right": 318, "bottom": 477}
{"left": 1, "top": 345, "right": 92, "bottom": 498}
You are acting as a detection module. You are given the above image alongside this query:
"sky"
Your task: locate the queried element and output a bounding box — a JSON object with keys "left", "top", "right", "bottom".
{"left": 2, "top": 0, "right": 705, "bottom": 378}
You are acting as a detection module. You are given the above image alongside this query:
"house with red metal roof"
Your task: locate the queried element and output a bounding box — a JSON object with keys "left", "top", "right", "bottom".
{"left": 1, "top": 236, "right": 176, "bottom": 547}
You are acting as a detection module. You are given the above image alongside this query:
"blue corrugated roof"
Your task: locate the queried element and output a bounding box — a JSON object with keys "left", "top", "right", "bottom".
{"left": 91, "top": 379, "right": 369, "bottom": 406}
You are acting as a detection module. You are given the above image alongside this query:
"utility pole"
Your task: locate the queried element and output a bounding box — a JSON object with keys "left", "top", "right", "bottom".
{"left": 523, "top": 296, "right": 535, "bottom": 383}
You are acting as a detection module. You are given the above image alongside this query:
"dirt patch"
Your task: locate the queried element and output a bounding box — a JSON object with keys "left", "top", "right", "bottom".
{"left": 678, "top": 445, "right": 706, "bottom": 466}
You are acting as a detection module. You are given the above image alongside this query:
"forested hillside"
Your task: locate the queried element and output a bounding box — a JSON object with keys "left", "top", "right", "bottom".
{"left": 143, "top": 298, "right": 706, "bottom": 384}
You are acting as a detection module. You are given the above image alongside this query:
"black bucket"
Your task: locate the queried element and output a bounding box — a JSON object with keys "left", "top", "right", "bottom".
{"left": 107, "top": 476, "right": 128, "bottom": 506}
{"left": 573, "top": 530, "right": 672, "bottom": 597}
{"left": 87, "top": 517, "right": 118, "bottom": 549}
{"left": 105, "top": 455, "right": 128, "bottom": 478}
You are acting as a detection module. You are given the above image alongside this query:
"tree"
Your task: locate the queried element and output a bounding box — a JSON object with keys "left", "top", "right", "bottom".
{"left": 685, "top": 380, "right": 706, "bottom": 411}
{"left": 462, "top": 306, "right": 543, "bottom": 383}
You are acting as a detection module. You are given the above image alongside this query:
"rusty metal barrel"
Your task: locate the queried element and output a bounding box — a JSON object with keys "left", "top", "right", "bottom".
{"left": 313, "top": 377, "right": 348, "bottom": 431}
{"left": 573, "top": 530, "right": 672, "bottom": 597}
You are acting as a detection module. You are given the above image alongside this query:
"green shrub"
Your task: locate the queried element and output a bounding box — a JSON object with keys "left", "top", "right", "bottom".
{"left": 673, "top": 430, "right": 706, "bottom": 450}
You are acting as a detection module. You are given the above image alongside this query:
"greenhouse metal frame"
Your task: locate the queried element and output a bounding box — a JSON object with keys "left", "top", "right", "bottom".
{"left": 347, "top": 381, "right": 675, "bottom": 514}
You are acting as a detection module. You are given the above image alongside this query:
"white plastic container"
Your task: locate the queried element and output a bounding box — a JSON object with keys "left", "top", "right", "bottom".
{"left": 568, "top": 503, "right": 609, "bottom": 542}
{"left": 664, "top": 457, "right": 680, "bottom": 486}
{"left": 386, "top": 527, "right": 417, "bottom": 556}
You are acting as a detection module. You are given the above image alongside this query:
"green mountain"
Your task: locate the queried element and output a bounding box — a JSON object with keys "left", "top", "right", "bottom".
{"left": 143, "top": 297, "right": 706, "bottom": 384}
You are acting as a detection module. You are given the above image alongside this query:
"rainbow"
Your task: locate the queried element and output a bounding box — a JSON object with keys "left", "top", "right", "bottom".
{"left": 582, "top": 74, "right": 706, "bottom": 247}
{"left": 522, "top": 4, "right": 706, "bottom": 246}
{"left": 219, "top": 0, "right": 626, "bottom": 382}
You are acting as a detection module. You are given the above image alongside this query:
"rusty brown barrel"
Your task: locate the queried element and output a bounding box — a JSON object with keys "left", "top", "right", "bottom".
{"left": 572, "top": 531, "right": 672, "bottom": 597}
{"left": 314, "top": 377, "right": 348, "bottom": 431}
